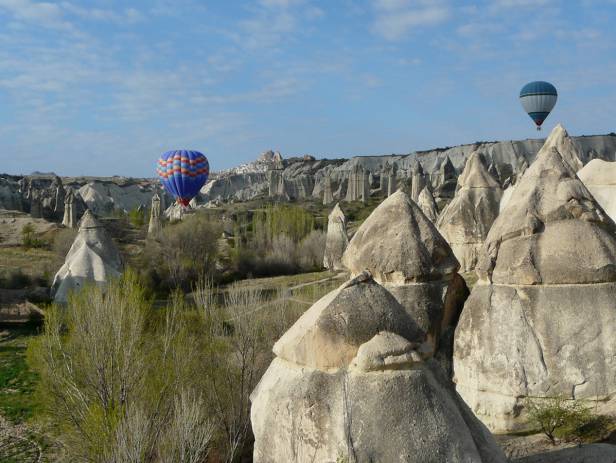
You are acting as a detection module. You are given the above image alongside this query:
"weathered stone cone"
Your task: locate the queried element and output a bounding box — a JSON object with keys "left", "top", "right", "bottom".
{"left": 52, "top": 209, "right": 122, "bottom": 303}
{"left": 323, "top": 203, "right": 349, "bottom": 271}
{"left": 436, "top": 151, "right": 502, "bottom": 272}
{"left": 250, "top": 272, "right": 507, "bottom": 463}
{"left": 417, "top": 185, "right": 438, "bottom": 222}
{"left": 147, "top": 193, "right": 162, "bottom": 237}
{"left": 578, "top": 158, "right": 616, "bottom": 223}
{"left": 341, "top": 190, "right": 468, "bottom": 376}
{"left": 453, "top": 124, "right": 616, "bottom": 433}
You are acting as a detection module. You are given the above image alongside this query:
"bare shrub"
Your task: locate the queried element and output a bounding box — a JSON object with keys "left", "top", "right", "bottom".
{"left": 144, "top": 213, "right": 221, "bottom": 289}
{"left": 298, "top": 229, "right": 326, "bottom": 270}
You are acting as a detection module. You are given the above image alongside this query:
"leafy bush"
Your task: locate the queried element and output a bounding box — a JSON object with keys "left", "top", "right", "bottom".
{"left": 30, "top": 273, "right": 215, "bottom": 462}
{"left": 21, "top": 223, "right": 46, "bottom": 249}
{"left": 525, "top": 396, "right": 604, "bottom": 445}
{"left": 128, "top": 207, "right": 146, "bottom": 228}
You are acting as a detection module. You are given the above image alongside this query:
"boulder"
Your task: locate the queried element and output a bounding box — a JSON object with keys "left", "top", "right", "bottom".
{"left": 323, "top": 204, "right": 349, "bottom": 271}
{"left": 51, "top": 210, "right": 122, "bottom": 303}
{"left": 250, "top": 273, "right": 507, "bottom": 463}
{"left": 453, "top": 124, "right": 616, "bottom": 433}
{"left": 341, "top": 190, "right": 468, "bottom": 376}
{"left": 578, "top": 158, "right": 616, "bottom": 223}
{"left": 436, "top": 152, "right": 502, "bottom": 272}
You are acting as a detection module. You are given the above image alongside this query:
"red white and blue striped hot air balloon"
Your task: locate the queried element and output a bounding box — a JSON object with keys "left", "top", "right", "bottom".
{"left": 156, "top": 150, "right": 209, "bottom": 207}
{"left": 519, "top": 81, "right": 558, "bottom": 131}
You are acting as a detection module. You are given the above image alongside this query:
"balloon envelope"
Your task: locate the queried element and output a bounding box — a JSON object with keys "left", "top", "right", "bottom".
{"left": 519, "top": 81, "right": 557, "bottom": 128}
{"left": 156, "top": 150, "right": 209, "bottom": 206}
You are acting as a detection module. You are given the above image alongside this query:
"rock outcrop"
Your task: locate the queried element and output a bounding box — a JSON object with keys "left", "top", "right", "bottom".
{"left": 453, "top": 125, "right": 616, "bottom": 433}
{"left": 345, "top": 164, "right": 369, "bottom": 202}
{"left": 342, "top": 190, "right": 468, "bottom": 375}
{"left": 436, "top": 152, "right": 502, "bottom": 272}
{"left": 323, "top": 204, "right": 349, "bottom": 271}
{"left": 250, "top": 272, "right": 507, "bottom": 463}
{"left": 147, "top": 193, "right": 162, "bottom": 237}
{"left": 52, "top": 210, "right": 122, "bottom": 303}
{"left": 417, "top": 185, "right": 439, "bottom": 222}
{"left": 578, "top": 158, "right": 616, "bottom": 223}
{"left": 62, "top": 189, "right": 77, "bottom": 228}
{"left": 322, "top": 175, "right": 334, "bottom": 205}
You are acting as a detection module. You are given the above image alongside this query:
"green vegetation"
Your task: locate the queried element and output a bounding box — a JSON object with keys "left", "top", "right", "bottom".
{"left": 0, "top": 247, "right": 58, "bottom": 287}
{"left": 525, "top": 395, "right": 613, "bottom": 445}
{"left": 0, "top": 328, "right": 41, "bottom": 423}
{"left": 128, "top": 206, "right": 147, "bottom": 228}
{"left": 21, "top": 224, "right": 46, "bottom": 250}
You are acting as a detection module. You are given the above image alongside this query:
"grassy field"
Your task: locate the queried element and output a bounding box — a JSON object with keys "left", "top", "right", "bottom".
{"left": 0, "top": 247, "right": 59, "bottom": 285}
{"left": 0, "top": 327, "right": 41, "bottom": 423}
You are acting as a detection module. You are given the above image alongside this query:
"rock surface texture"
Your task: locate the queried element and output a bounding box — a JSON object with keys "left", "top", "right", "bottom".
{"left": 417, "top": 185, "right": 439, "bottom": 222}
{"left": 147, "top": 193, "right": 162, "bottom": 237}
{"left": 453, "top": 125, "right": 616, "bottom": 433}
{"left": 578, "top": 158, "right": 616, "bottom": 223}
{"left": 342, "top": 190, "right": 468, "bottom": 376}
{"left": 323, "top": 204, "right": 349, "bottom": 271}
{"left": 250, "top": 272, "right": 507, "bottom": 463}
{"left": 52, "top": 210, "right": 122, "bottom": 303}
{"left": 437, "top": 152, "right": 502, "bottom": 272}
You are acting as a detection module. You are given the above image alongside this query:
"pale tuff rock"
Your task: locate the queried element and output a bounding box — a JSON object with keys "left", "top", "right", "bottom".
{"left": 52, "top": 210, "right": 122, "bottom": 304}
{"left": 436, "top": 152, "right": 502, "bottom": 272}
{"left": 342, "top": 190, "right": 458, "bottom": 283}
{"left": 341, "top": 190, "right": 468, "bottom": 376}
{"left": 417, "top": 185, "right": 438, "bottom": 223}
{"left": 578, "top": 158, "right": 616, "bottom": 223}
{"left": 410, "top": 160, "right": 426, "bottom": 202}
{"left": 323, "top": 203, "right": 349, "bottom": 271}
{"left": 345, "top": 164, "right": 370, "bottom": 202}
{"left": 322, "top": 174, "right": 334, "bottom": 205}
{"left": 453, "top": 125, "right": 616, "bottom": 433}
{"left": 272, "top": 273, "right": 424, "bottom": 369}
{"left": 62, "top": 189, "right": 77, "bottom": 229}
{"left": 78, "top": 181, "right": 156, "bottom": 215}
{"left": 542, "top": 123, "right": 583, "bottom": 172}
{"left": 147, "top": 193, "right": 162, "bottom": 237}
{"left": 250, "top": 273, "right": 507, "bottom": 463}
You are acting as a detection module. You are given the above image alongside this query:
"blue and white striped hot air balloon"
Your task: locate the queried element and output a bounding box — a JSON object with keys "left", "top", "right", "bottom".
{"left": 519, "top": 81, "right": 558, "bottom": 131}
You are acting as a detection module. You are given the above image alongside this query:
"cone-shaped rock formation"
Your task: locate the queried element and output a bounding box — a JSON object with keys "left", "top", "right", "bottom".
{"left": 323, "top": 203, "right": 349, "bottom": 271}
{"left": 418, "top": 185, "right": 439, "bottom": 222}
{"left": 52, "top": 210, "right": 122, "bottom": 303}
{"left": 342, "top": 190, "right": 468, "bottom": 376}
{"left": 578, "top": 158, "right": 616, "bottom": 223}
{"left": 250, "top": 272, "right": 507, "bottom": 463}
{"left": 437, "top": 152, "right": 502, "bottom": 272}
{"left": 454, "top": 125, "right": 616, "bottom": 432}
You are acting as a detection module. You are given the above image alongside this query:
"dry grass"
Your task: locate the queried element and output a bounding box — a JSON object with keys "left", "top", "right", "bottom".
{"left": 0, "top": 248, "right": 59, "bottom": 284}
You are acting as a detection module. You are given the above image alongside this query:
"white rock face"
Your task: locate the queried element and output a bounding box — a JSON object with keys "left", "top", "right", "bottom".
{"left": 323, "top": 203, "right": 349, "bottom": 271}
{"left": 78, "top": 181, "right": 153, "bottom": 215}
{"left": 52, "top": 210, "right": 122, "bottom": 303}
{"left": 578, "top": 158, "right": 616, "bottom": 223}
{"left": 417, "top": 185, "right": 438, "bottom": 222}
{"left": 437, "top": 152, "right": 502, "bottom": 272}
{"left": 453, "top": 125, "right": 616, "bottom": 433}
{"left": 341, "top": 191, "right": 468, "bottom": 376}
{"left": 250, "top": 273, "right": 507, "bottom": 463}
{"left": 147, "top": 193, "right": 162, "bottom": 237}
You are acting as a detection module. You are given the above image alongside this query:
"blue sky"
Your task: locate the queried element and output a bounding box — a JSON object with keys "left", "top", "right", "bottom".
{"left": 1, "top": 0, "right": 615, "bottom": 177}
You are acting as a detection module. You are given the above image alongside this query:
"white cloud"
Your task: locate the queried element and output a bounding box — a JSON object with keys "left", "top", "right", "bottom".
{"left": 371, "top": 0, "right": 450, "bottom": 41}
{"left": 0, "top": 0, "right": 72, "bottom": 30}
{"left": 61, "top": 3, "right": 144, "bottom": 24}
